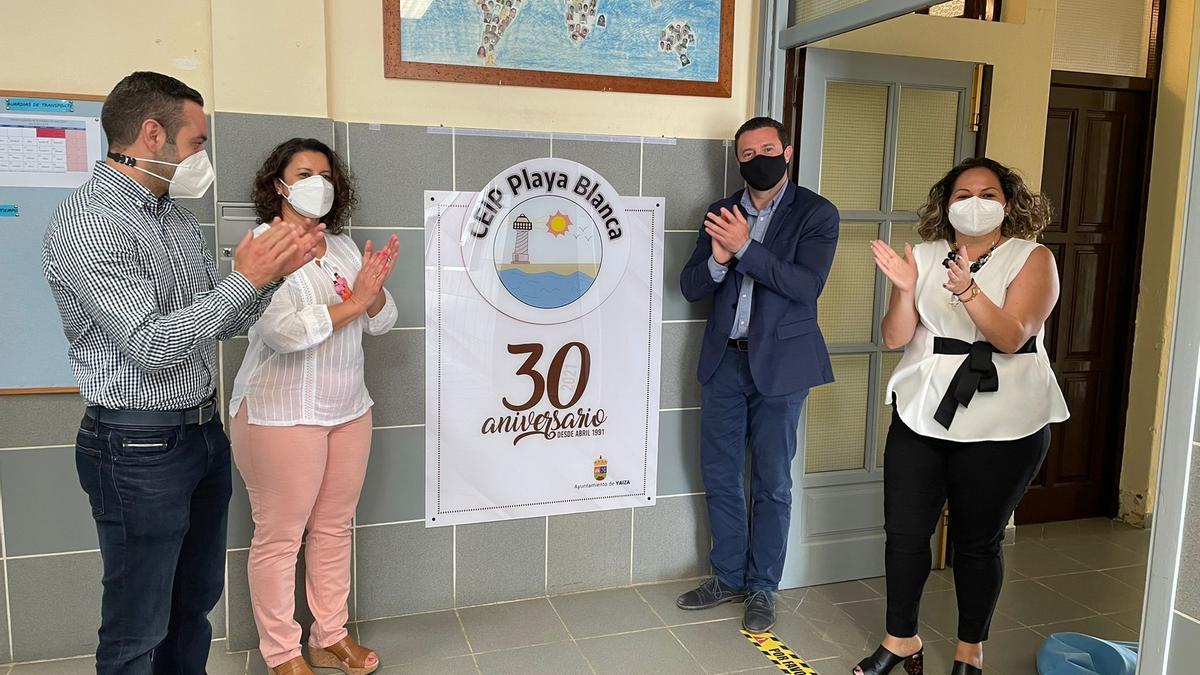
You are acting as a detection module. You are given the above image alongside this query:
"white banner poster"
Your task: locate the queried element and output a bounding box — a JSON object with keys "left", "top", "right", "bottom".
{"left": 425, "top": 158, "right": 664, "bottom": 526}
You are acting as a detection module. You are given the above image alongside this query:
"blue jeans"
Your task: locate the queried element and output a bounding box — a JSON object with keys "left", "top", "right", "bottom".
{"left": 700, "top": 347, "right": 807, "bottom": 592}
{"left": 76, "top": 413, "right": 232, "bottom": 674}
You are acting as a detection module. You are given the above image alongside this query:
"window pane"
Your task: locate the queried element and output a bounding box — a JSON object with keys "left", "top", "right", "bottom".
{"left": 890, "top": 222, "right": 923, "bottom": 252}
{"left": 821, "top": 82, "right": 888, "bottom": 212}
{"left": 818, "top": 222, "right": 878, "bottom": 345}
{"left": 876, "top": 351, "right": 904, "bottom": 467}
{"left": 928, "top": 1, "right": 966, "bottom": 17}
{"left": 894, "top": 87, "right": 960, "bottom": 212}
{"left": 793, "top": 0, "right": 873, "bottom": 24}
{"left": 1052, "top": 0, "right": 1153, "bottom": 78}
{"left": 805, "top": 354, "right": 870, "bottom": 474}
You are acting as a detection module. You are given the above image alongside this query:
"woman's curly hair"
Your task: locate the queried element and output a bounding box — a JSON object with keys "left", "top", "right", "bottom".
{"left": 916, "top": 157, "right": 1052, "bottom": 242}
{"left": 252, "top": 138, "right": 357, "bottom": 235}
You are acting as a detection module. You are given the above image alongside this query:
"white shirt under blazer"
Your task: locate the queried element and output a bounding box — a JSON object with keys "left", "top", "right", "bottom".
{"left": 231, "top": 228, "right": 397, "bottom": 426}
{"left": 886, "top": 237, "right": 1069, "bottom": 442}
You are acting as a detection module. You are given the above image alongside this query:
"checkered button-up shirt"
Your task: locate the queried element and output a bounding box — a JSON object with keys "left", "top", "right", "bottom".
{"left": 42, "top": 161, "right": 279, "bottom": 410}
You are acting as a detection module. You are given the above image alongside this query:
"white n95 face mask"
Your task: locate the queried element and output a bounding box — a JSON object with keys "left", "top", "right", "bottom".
{"left": 116, "top": 148, "right": 216, "bottom": 199}
{"left": 279, "top": 175, "right": 335, "bottom": 219}
{"left": 948, "top": 196, "right": 1006, "bottom": 237}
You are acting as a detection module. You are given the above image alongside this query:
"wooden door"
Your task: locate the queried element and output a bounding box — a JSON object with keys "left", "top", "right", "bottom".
{"left": 1017, "top": 80, "right": 1150, "bottom": 524}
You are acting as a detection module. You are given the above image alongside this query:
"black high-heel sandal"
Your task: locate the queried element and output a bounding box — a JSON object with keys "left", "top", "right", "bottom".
{"left": 950, "top": 662, "right": 981, "bottom": 674}
{"left": 853, "top": 645, "right": 924, "bottom": 675}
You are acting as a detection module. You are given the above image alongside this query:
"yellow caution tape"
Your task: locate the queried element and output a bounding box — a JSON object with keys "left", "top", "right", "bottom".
{"left": 740, "top": 630, "right": 821, "bottom": 674}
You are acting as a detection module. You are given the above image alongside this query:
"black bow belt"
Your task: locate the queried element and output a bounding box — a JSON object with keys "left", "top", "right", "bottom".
{"left": 933, "top": 337, "right": 1037, "bottom": 429}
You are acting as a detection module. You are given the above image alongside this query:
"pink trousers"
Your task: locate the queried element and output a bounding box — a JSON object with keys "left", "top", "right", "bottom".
{"left": 230, "top": 408, "right": 372, "bottom": 668}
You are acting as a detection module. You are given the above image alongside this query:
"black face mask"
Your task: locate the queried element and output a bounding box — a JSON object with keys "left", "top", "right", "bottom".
{"left": 738, "top": 152, "right": 789, "bottom": 191}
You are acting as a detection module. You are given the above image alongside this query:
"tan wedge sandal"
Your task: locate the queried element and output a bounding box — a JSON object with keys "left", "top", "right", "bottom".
{"left": 270, "top": 655, "right": 315, "bottom": 675}
{"left": 308, "top": 635, "right": 380, "bottom": 675}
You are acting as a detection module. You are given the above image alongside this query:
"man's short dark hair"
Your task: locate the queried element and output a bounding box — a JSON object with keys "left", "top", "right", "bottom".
{"left": 735, "top": 117, "right": 789, "bottom": 149}
{"left": 101, "top": 72, "right": 204, "bottom": 150}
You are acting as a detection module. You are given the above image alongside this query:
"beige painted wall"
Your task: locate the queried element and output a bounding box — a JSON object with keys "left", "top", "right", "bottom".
{"left": 0, "top": 0, "right": 758, "bottom": 140}
{"left": 210, "top": 0, "right": 329, "bottom": 118}
{"left": 814, "top": 0, "right": 1057, "bottom": 189}
{"left": 1120, "top": 0, "right": 1200, "bottom": 522}
{"left": 0, "top": 0, "right": 214, "bottom": 102}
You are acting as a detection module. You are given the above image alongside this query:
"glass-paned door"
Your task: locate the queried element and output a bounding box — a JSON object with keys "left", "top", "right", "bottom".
{"left": 780, "top": 48, "right": 975, "bottom": 588}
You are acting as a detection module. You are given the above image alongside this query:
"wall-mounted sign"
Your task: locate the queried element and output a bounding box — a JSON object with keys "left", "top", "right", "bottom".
{"left": 425, "top": 158, "right": 664, "bottom": 526}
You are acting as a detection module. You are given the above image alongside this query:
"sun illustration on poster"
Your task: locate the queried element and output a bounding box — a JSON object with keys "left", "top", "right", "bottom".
{"left": 492, "top": 196, "right": 603, "bottom": 310}
{"left": 546, "top": 211, "right": 572, "bottom": 236}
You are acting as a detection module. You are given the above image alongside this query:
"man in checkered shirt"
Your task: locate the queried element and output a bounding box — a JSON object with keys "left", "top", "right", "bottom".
{"left": 41, "top": 72, "right": 322, "bottom": 675}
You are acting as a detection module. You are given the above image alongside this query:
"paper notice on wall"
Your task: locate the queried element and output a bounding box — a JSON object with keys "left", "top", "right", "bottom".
{"left": 0, "top": 114, "right": 102, "bottom": 188}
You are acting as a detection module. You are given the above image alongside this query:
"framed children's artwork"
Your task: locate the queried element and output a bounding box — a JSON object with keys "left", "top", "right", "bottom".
{"left": 383, "top": 0, "right": 735, "bottom": 97}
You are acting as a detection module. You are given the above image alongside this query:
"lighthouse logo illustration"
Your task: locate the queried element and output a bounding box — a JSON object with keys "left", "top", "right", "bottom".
{"left": 510, "top": 213, "right": 532, "bottom": 264}
{"left": 493, "top": 197, "right": 602, "bottom": 310}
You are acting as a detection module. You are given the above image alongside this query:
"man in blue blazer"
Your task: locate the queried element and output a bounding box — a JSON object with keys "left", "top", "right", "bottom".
{"left": 675, "top": 117, "right": 838, "bottom": 632}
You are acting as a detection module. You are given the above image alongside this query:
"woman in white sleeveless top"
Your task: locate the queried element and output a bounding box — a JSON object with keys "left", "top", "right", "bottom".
{"left": 853, "top": 158, "right": 1068, "bottom": 675}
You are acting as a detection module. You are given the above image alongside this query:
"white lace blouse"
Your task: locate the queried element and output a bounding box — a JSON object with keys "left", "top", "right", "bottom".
{"left": 230, "top": 229, "right": 397, "bottom": 426}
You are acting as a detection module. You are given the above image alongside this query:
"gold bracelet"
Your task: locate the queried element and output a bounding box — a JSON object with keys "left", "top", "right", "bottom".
{"left": 959, "top": 283, "right": 981, "bottom": 303}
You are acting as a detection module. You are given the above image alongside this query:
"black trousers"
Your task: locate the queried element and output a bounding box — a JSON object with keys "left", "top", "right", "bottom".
{"left": 883, "top": 408, "right": 1049, "bottom": 643}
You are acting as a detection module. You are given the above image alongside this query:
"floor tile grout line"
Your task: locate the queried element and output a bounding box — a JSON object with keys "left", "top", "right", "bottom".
{"left": 574, "top": 623, "right": 689, "bottom": 642}
{"left": 666, "top": 623, "right": 711, "bottom": 674}
{"left": 576, "top": 640, "right": 603, "bottom": 675}
{"left": 453, "top": 608, "right": 475, "bottom": 655}
{"left": 467, "top": 637, "right": 575, "bottom": 658}
{"left": 633, "top": 584, "right": 671, "bottom": 627}
{"left": 1029, "top": 536, "right": 1151, "bottom": 559}
{"left": 1095, "top": 569, "right": 1150, "bottom": 592}
{"left": 665, "top": 615, "right": 762, "bottom": 631}
{"left": 1, "top": 652, "right": 98, "bottom": 667}
{"left": 546, "top": 595, "right": 581, "bottom": 642}
{"left": 583, "top": 641, "right": 599, "bottom": 675}
{"left": 788, "top": 587, "right": 811, "bottom": 617}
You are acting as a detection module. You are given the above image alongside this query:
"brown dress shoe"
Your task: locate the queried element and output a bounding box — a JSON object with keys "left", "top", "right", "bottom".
{"left": 308, "top": 635, "right": 380, "bottom": 675}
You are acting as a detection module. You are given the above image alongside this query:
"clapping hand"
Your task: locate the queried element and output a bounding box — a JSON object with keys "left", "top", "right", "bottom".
{"left": 943, "top": 245, "right": 973, "bottom": 295}
{"left": 705, "top": 207, "right": 751, "bottom": 261}
{"left": 349, "top": 235, "right": 400, "bottom": 312}
{"left": 871, "top": 240, "right": 917, "bottom": 293}
{"left": 235, "top": 217, "right": 325, "bottom": 288}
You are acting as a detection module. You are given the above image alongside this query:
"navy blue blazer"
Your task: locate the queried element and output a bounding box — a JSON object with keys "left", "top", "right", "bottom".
{"left": 680, "top": 182, "right": 839, "bottom": 397}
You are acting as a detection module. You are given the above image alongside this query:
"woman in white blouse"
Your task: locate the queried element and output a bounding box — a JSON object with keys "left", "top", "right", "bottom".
{"left": 229, "top": 138, "right": 398, "bottom": 675}
{"left": 854, "top": 158, "right": 1068, "bottom": 675}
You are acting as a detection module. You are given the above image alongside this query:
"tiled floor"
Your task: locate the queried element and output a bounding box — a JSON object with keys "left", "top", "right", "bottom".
{"left": 4, "top": 518, "right": 1149, "bottom": 675}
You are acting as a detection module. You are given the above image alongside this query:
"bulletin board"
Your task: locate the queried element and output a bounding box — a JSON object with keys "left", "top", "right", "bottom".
{"left": 0, "top": 91, "right": 107, "bottom": 394}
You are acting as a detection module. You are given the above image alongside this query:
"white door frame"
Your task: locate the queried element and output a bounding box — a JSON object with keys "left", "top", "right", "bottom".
{"left": 1137, "top": 61, "right": 1200, "bottom": 675}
